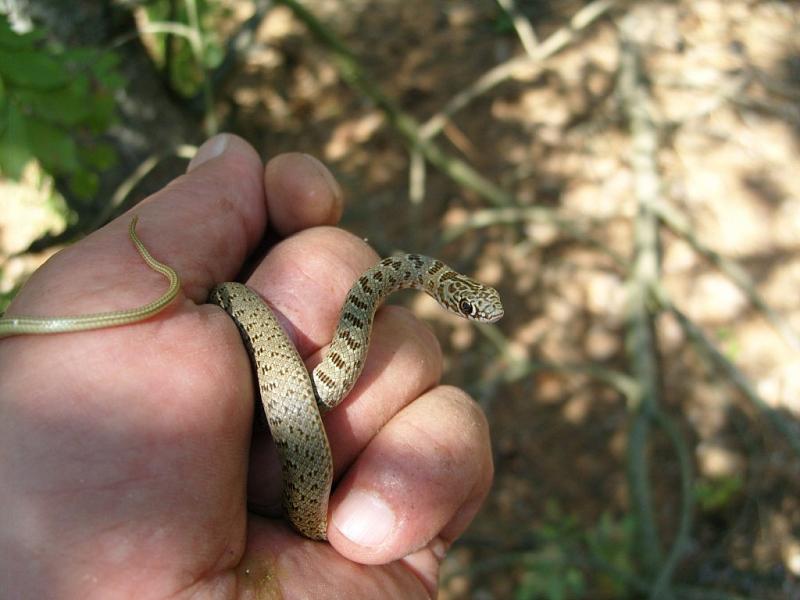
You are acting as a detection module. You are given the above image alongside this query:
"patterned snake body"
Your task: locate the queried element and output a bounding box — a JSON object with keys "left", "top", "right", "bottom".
{"left": 210, "top": 283, "right": 333, "bottom": 539}
{"left": 211, "top": 253, "right": 503, "bottom": 540}
{"left": 0, "top": 218, "right": 504, "bottom": 540}
{"left": 313, "top": 254, "right": 504, "bottom": 409}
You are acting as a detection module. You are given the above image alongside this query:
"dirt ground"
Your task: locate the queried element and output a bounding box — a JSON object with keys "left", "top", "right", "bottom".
{"left": 3, "top": 1, "right": 800, "bottom": 598}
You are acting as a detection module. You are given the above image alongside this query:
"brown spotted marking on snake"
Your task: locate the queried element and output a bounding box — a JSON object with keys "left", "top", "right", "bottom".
{"left": 210, "top": 253, "right": 503, "bottom": 541}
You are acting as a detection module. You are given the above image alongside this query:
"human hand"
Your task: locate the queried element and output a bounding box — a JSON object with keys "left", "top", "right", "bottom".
{"left": 0, "top": 134, "right": 493, "bottom": 599}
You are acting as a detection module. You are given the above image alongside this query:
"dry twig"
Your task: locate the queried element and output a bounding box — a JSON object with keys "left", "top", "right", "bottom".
{"left": 619, "top": 11, "right": 669, "bottom": 582}
{"left": 495, "top": 0, "right": 540, "bottom": 58}
{"left": 420, "top": 0, "right": 622, "bottom": 141}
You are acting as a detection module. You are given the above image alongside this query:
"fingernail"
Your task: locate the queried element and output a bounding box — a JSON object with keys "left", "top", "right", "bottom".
{"left": 188, "top": 134, "right": 231, "bottom": 171}
{"left": 333, "top": 490, "right": 395, "bottom": 548}
{"left": 301, "top": 153, "right": 343, "bottom": 205}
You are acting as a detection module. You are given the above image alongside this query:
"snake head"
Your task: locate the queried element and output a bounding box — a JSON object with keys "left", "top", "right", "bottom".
{"left": 442, "top": 276, "right": 504, "bottom": 323}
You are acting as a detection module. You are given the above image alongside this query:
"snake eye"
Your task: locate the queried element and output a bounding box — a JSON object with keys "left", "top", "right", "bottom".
{"left": 459, "top": 299, "right": 475, "bottom": 316}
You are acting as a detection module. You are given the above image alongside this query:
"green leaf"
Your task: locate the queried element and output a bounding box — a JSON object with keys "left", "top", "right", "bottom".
{"left": 26, "top": 118, "right": 79, "bottom": 173}
{"left": 695, "top": 475, "right": 743, "bottom": 511}
{"left": 0, "top": 102, "right": 32, "bottom": 177}
{"left": 80, "top": 142, "right": 117, "bottom": 170}
{"left": 93, "top": 51, "right": 120, "bottom": 73}
{"left": 92, "top": 53, "right": 126, "bottom": 91}
{"left": 0, "top": 48, "right": 69, "bottom": 89}
{"left": 69, "top": 169, "right": 99, "bottom": 200}
{"left": 60, "top": 47, "right": 97, "bottom": 66}
{"left": 0, "top": 18, "right": 42, "bottom": 50}
{"left": 0, "top": 75, "right": 6, "bottom": 134}
{"left": 0, "top": 103, "right": 7, "bottom": 138}
{"left": 0, "top": 17, "right": 122, "bottom": 193}
{"left": 16, "top": 83, "right": 92, "bottom": 125}
{"left": 100, "top": 71, "right": 126, "bottom": 90}
{"left": 85, "top": 92, "right": 117, "bottom": 131}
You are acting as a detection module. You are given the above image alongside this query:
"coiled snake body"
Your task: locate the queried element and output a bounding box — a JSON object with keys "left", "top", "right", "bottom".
{"left": 0, "top": 217, "right": 504, "bottom": 540}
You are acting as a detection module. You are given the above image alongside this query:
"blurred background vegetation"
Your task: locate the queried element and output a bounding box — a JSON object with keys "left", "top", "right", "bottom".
{"left": 1, "top": 1, "right": 799, "bottom": 598}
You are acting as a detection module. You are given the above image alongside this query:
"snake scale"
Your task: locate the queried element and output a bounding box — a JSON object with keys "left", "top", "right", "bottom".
{"left": 0, "top": 217, "right": 504, "bottom": 540}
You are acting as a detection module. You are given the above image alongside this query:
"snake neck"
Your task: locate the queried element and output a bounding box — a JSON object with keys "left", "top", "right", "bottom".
{"left": 311, "top": 254, "right": 449, "bottom": 411}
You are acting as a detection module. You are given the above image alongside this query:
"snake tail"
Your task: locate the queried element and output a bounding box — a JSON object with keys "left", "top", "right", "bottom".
{"left": 0, "top": 216, "right": 181, "bottom": 339}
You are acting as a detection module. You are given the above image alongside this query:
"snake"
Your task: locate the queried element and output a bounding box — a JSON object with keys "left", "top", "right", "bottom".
{"left": 0, "top": 216, "right": 504, "bottom": 540}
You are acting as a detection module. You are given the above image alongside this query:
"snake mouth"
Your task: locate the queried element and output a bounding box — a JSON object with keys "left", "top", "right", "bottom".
{"left": 485, "top": 308, "right": 504, "bottom": 323}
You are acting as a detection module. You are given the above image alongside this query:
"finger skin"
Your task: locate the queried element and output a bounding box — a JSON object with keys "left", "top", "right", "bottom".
{"left": 328, "top": 386, "right": 493, "bottom": 566}
{"left": 244, "top": 227, "right": 444, "bottom": 500}
{"left": 264, "top": 153, "right": 344, "bottom": 236}
{"left": 0, "top": 136, "right": 356, "bottom": 598}
{"left": 0, "top": 134, "right": 272, "bottom": 599}
{"left": 247, "top": 302, "right": 446, "bottom": 511}
{"left": 0, "top": 134, "right": 491, "bottom": 598}
{"left": 240, "top": 226, "right": 493, "bottom": 569}
{"left": 239, "top": 519, "right": 431, "bottom": 600}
